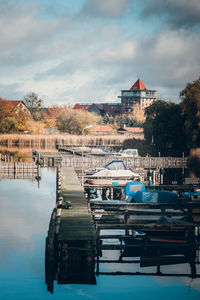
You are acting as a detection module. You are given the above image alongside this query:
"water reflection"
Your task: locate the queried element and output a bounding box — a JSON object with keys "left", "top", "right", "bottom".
{"left": 0, "top": 167, "right": 200, "bottom": 299}
{"left": 0, "top": 150, "right": 33, "bottom": 162}
{"left": 45, "top": 219, "right": 200, "bottom": 294}
{"left": 45, "top": 210, "right": 96, "bottom": 293}
{"left": 0, "top": 168, "right": 56, "bottom": 269}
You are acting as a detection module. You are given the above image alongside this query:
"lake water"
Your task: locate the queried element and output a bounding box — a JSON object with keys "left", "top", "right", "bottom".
{"left": 0, "top": 167, "right": 200, "bottom": 300}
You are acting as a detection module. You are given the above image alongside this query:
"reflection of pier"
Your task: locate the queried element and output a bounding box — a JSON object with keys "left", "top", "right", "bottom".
{"left": 91, "top": 193, "right": 200, "bottom": 279}
{"left": 45, "top": 167, "right": 97, "bottom": 293}
{"left": 95, "top": 223, "right": 199, "bottom": 278}
{"left": 45, "top": 166, "right": 200, "bottom": 293}
{"left": 0, "top": 162, "right": 40, "bottom": 180}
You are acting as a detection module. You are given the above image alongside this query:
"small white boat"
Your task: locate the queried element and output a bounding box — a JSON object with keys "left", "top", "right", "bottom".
{"left": 87, "top": 147, "right": 111, "bottom": 156}
{"left": 86, "top": 178, "right": 134, "bottom": 186}
{"left": 86, "top": 160, "right": 141, "bottom": 185}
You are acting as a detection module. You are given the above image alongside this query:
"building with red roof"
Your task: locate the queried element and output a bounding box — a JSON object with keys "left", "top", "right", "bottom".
{"left": 4, "top": 100, "right": 31, "bottom": 115}
{"left": 92, "top": 124, "right": 114, "bottom": 135}
{"left": 117, "top": 125, "right": 144, "bottom": 139}
{"left": 73, "top": 104, "right": 91, "bottom": 110}
{"left": 88, "top": 103, "right": 121, "bottom": 117}
{"left": 130, "top": 78, "right": 147, "bottom": 91}
{"left": 73, "top": 102, "right": 121, "bottom": 117}
{"left": 119, "top": 78, "right": 156, "bottom": 113}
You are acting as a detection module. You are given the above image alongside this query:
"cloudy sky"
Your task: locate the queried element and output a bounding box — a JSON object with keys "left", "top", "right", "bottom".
{"left": 0, "top": 0, "right": 200, "bottom": 107}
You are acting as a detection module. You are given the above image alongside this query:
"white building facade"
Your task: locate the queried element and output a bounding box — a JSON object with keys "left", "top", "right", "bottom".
{"left": 119, "top": 78, "right": 157, "bottom": 113}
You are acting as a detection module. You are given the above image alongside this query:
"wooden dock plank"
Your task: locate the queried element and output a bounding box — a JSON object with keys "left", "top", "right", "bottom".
{"left": 58, "top": 167, "right": 96, "bottom": 243}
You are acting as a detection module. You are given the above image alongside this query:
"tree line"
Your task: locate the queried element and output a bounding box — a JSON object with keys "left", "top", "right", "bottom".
{"left": 0, "top": 93, "right": 100, "bottom": 134}
{"left": 143, "top": 77, "right": 200, "bottom": 155}
{"left": 0, "top": 77, "right": 200, "bottom": 156}
{"left": 0, "top": 93, "right": 145, "bottom": 135}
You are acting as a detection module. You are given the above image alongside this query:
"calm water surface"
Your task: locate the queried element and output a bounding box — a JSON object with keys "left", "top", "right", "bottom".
{"left": 0, "top": 167, "right": 199, "bottom": 300}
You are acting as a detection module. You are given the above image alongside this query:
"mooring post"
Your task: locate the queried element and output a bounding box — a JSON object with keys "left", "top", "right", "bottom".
{"left": 124, "top": 210, "right": 129, "bottom": 235}
{"left": 156, "top": 249, "right": 161, "bottom": 275}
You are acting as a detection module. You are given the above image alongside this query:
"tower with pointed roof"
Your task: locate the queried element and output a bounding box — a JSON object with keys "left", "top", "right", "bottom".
{"left": 119, "top": 78, "right": 156, "bottom": 113}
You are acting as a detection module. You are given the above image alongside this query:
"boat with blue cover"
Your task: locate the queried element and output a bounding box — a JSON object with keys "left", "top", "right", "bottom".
{"left": 124, "top": 181, "right": 179, "bottom": 204}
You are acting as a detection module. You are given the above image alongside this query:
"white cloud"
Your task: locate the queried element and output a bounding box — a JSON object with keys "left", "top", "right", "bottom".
{"left": 0, "top": 1, "right": 66, "bottom": 65}
{"left": 132, "top": 29, "right": 200, "bottom": 99}
{"left": 99, "top": 40, "right": 137, "bottom": 63}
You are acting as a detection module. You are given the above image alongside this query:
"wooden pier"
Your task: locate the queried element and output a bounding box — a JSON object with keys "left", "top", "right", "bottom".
{"left": 57, "top": 166, "right": 97, "bottom": 242}
{"left": 35, "top": 151, "right": 188, "bottom": 169}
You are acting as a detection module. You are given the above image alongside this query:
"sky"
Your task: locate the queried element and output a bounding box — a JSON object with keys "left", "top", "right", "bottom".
{"left": 0, "top": 0, "right": 200, "bottom": 107}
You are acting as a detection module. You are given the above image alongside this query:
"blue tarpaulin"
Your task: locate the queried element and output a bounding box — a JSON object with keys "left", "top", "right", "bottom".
{"left": 130, "top": 190, "right": 179, "bottom": 204}
{"left": 125, "top": 182, "right": 146, "bottom": 196}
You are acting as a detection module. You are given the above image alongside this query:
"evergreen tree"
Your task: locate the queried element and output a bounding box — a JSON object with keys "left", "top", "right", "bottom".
{"left": 180, "top": 77, "right": 200, "bottom": 149}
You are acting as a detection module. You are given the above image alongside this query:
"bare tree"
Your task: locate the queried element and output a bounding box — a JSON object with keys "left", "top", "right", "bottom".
{"left": 23, "top": 92, "right": 43, "bottom": 121}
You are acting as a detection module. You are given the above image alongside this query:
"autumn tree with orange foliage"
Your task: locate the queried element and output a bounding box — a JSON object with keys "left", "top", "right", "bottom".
{"left": 130, "top": 103, "right": 145, "bottom": 124}
{"left": 43, "top": 106, "right": 64, "bottom": 129}
{"left": 0, "top": 98, "right": 18, "bottom": 132}
{"left": 0, "top": 97, "right": 32, "bottom": 133}
{"left": 15, "top": 109, "right": 32, "bottom": 131}
{"left": 0, "top": 97, "right": 12, "bottom": 120}
{"left": 56, "top": 108, "right": 100, "bottom": 134}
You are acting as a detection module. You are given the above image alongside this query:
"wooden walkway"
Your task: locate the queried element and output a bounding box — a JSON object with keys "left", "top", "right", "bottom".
{"left": 36, "top": 151, "right": 188, "bottom": 169}
{"left": 57, "top": 166, "right": 97, "bottom": 242}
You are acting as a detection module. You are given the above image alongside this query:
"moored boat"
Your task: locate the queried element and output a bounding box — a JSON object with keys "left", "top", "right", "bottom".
{"left": 86, "top": 178, "right": 134, "bottom": 186}
{"left": 86, "top": 160, "right": 141, "bottom": 186}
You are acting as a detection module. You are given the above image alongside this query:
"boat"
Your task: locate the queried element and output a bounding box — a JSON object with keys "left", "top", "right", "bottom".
{"left": 86, "top": 160, "right": 141, "bottom": 185}
{"left": 70, "top": 146, "right": 91, "bottom": 155}
{"left": 112, "top": 148, "right": 139, "bottom": 157}
{"left": 70, "top": 146, "right": 111, "bottom": 157}
{"left": 182, "top": 191, "right": 200, "bottom": 201}
{"left": 87, "top": 147, "right": 111, "bottom": 156}
{"left": 124, "top": 181, "right": 179, "bottom": 204}
{"left": 86, "top": 178, "right": 134, "bottom": 186}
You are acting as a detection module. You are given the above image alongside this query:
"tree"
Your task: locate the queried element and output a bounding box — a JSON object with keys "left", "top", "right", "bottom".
{"left": 0, "top": 97, "right": 32, "bottom": 132}
{"left": 56, "top": 108, "right": 99, "bottom": 134}
{"left": 25, "top": 120, "right": 46, "bottom": 134}
{"left": 180, "top": 77, "right": 200, "bottom": 149}
{"left": 43, "top": 106, "right": 64, "bottom": 129}
{"left": 0, "top": 98, "right": 15, "bottom": 132}
{"left": 15, "top": 109, "right": 31, "bottom": 131}
{"left": 144, "top": 100, "right": 168, "bottom": 144}
{"left": 102, "top": 114, "right": 114, "bottom": 124}
{"left": 114, "top": 114, "right": 141, "bottom": 128}
{"left": 144, "top": 100, "right": 186, "bottom": 155}
{"left": 130, "top": 103, "right": 145, "bottom": 124}
{"left": 23, "top": 92, "right": 43, "bottom": 121}
{"left": 0, "top": 116, "right": 19, "bottom": 133}
{"left": 0, "top": 97, "right": 12, "bottom": 121}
